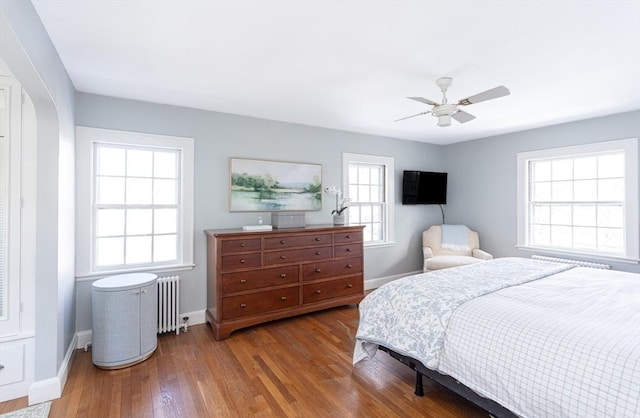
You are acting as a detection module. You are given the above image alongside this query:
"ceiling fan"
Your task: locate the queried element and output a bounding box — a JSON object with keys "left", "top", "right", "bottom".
{"left": 396, "top": 77, "right": 510, "bottom": 127}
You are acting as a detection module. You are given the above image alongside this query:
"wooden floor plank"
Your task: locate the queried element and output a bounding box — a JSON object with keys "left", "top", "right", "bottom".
{"left": 0, "top": 306, "right": 488, "bottom": 417}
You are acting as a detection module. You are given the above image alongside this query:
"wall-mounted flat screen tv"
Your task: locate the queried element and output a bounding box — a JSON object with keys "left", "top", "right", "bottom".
{"left": 402, "top": 170, "right": 447, "bottom": 205}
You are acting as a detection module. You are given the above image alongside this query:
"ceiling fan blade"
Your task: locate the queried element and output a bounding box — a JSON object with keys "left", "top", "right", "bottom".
{"left": 452, "top": 110, "right": 476, "bottom": 123}
{"left": 458, "top": 86, "right": 510, "bottom": 106}
{"left": 408, "top": 97, "right": 438, "bottom": 106}
{"left": 395, "top": 111, "right": 431, "bottom": 122}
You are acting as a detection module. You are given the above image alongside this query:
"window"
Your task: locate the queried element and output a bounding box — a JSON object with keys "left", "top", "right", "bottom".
{"left": 517, "top": 139, "right": 638, "bottom": 262}
{"left": 76, "top": 127, "right": 194, "bottom": 276}
{"left": 342, "top": 153, "right": 394, "bottom": 246}
{"left": 0, "top": 75, "right": 22, "bottom": 336}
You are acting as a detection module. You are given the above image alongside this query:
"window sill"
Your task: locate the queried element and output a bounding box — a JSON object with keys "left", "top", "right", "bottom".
{"left": 515, "top": 245, "right": 639, "bottom": 265}
{"left": 76, "top": 263, "right": 196, "bottom": 282}
{"left": 364, "top": 241, "right": 396, "bottom": 249}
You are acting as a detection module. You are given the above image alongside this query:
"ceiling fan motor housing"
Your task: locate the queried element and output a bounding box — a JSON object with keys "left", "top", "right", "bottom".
{"left": 432, "top": 104, "right": 457, "bottom": 117}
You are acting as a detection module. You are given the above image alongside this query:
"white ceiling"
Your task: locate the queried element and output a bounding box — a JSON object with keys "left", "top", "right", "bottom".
{"left": 32, "top": 0, "right": 640, "bottom": 145}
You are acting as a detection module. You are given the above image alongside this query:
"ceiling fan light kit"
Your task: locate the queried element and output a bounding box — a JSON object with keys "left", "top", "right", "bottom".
{"left": 397, "top": 77, "right": 510, "bottom": 127}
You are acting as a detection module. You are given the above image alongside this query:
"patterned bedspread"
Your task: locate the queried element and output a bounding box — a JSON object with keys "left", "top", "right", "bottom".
{"left": 353, "top": 257, "right": 640, "bottom": 418}
{"left": 353, "top": 257, "right": 571, "bottom": 368}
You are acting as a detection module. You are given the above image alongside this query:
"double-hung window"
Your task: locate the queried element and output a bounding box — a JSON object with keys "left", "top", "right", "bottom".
{"left": 342, "top": 152, "right": 394, "bottom": 246}
{"left": 76, "top": 127, "right": 194, "bottom": 276}
{"left": 517, "top": 138, "right": 638, "bottom": 262}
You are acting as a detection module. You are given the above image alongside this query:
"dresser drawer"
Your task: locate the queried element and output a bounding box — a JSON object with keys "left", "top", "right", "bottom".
{"left": 334, "top": 230, "right": 362, "bottom": 244}
{"left": 264, "top": 233, "right": 332, "bottom": 250}
{"left": 221, "top": 238, "right": 261, "bottom": 254}
{"left": 221, "top": 253, "right": 262, "bottom": 271}
{"left": 264, "top": 246, "right": 332, "bottom": 266}
{"left": 334, "top": 243, "right": 362, "bottom": 258}
{"left": 303, "top": 276, "right": 363, "bottom": 304}
{"left": 222, "top": 286, "right": 299, "bottom": 319}
{"left": 302, "top": 257, "right": 363, "bottom": 281}
{"left": 222, "top": 265, "right": 299, "bottom": 294}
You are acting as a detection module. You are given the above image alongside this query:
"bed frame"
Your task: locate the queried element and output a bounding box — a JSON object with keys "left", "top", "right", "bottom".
{"left": 378, "top": 345, "right": 519, "bottom": 418}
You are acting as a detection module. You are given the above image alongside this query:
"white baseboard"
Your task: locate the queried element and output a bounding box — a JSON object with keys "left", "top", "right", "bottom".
{"left": 364, "top": 270, "right": 420, "bottom": 290}
{"left": 76, "top": 330, "right": 92, "bottom": 350}
{"left": 28, "top": 333, "right": 77, "bottom": 405}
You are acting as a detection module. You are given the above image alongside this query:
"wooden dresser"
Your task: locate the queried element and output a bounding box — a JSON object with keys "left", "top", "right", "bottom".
{"left": 205, "top": 225, "right": 365, "bottom": 340}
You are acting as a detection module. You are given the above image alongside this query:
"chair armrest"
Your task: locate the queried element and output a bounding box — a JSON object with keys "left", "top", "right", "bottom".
{"left": 472, "top": 249, "right": 493, "bottom": 260}
{"left": 423, "top": 247, "right": 434, "bottom": 259}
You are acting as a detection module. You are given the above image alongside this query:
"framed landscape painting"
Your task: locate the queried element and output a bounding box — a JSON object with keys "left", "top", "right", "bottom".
{"left": 229, "top": 158, "right": 322, "bottom": 212}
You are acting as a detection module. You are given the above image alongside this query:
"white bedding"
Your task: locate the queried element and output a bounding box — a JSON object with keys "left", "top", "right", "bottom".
{"left": 353, "top": 258, "right": 640, "bottom": 418}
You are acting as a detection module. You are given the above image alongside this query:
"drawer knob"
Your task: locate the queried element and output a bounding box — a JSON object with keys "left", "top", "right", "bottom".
{"left": 280, "top": 273, "right": 287, "bottom": 278}
{"left": 347, "top": 284, "right": 353, "bottom": 288}
{"left": 280, "top": 255, "right": 286, "bottom": 260}
{"left": 240, "top": 303, "right": 246, "bottom": 308}
{"left": 346, "top": 235, "right": 351, "bottom": 239}
{"left": 346, "top": 248, "right": 352, "bottom": 252}
{"left": 240, "top": 279, "right": 247, "bottom": 284}
{"left": 240, "top": 259, "right": 246, "bottom": 264}
{"left": 240, "top": 242, "right": 246, "bottom": 247}
{"left": 315, "top": 268, "right": 321, "bottom": 273}
{"left": 315, "top": 289, "right": 322, "bottom": 294}
{"left": 280, "top": 240, "right": 286, "bottom": 244}
{"left": 280, "top": 296, "right": 287, "bottom": 301}
{"left": 315, "top": 237, "right": 320, "bottom": 241}
{"left": 347, "top": 264, "right": 353, "bottom": 268}
{"left": 315, "top": 251, "right": 321, "bottom": 256}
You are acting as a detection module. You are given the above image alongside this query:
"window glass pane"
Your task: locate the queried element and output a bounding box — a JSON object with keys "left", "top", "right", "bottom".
{"left": 361, "top": 205, "right": 372, "bottom": 223}
{"left": 531, "top": 204, "right": 550, "bottom": 224}
{"left": 349, "top": 206, "right": 360, "bottom": 223}
{"left": 574, "top": 180, "right": 597, "bottom": 201}
{"left": 598, "top": 154, "right": 623, "bottom": 178}
{"left": 574, "top": 156, "right": 597, "bottom": 180}
{"left": 531, "top": 161, "right": 551, "bottom": 182}
{"left": 371, "top": 222, "right": 382, "bottom": 241}
{"left": 574, "top": 226, "right": 597, "bottom": 249}
{"left": 597, "top": 205, "right": 623, "bottom": 228}
{"left": 358, "top": 185, "right": 369, "bottom": 203}
{"left": 531, "top": 224, "right": 550, "bottom": 246}
{"left": 370, "top": 185, "right": 380, "bottom": 202}
{"left": 349, "top": 185, "right": 358, "bottom": 201}
{"left": 154, "top": 208, "right": 177, "bottom": 234}
{"left": 551, "top": 159, "right": 572, "bottom": 181}
{"left": 153, "top": 179, "right": 177, "bottom": 205}
{"left": 97, "top": 147, "right": 125, "bottom": 176}
{"left": 154, "top": 151, "right": 177, "bottom": 178}
{"left": 598, "top": 178, "right": 624, "bottom": 201}
{"left": 96, "top": 177, "right": 125, "bottom": 204}
{"left": 358, "top": 166, "right": 370, "bottom": 184}
{"left": 96, "top": 209, "right": 125, "bottom": 237}
{"left": 126, "top": 236, "right": 152, "bottom": 264}
{"left": 96, "top": 237, "right": 124, "bottom": 266}
{"left": 126, "top": 209, "right": 153, "bottom": 235}
{"left": 551, "top": 181, "right": 572, "bottom": 201}
{"left": 363, "top": 225, "right": 373, "bottom": 242}
{"left": 550, "top": 225, "right": 572, "bottom": 247}
{"left": 550, "top": 204, "right": 571, "bottom": 225}
{"left": 372, "top": 205, "right": 381, "bottom": 222}
{"left": 597, "top": 228, "right": 622, "bottom": 252}
{"left": 348, "top": 165, "right": 358, "bottom": 184}
{"left": 154, "top": 235, "right": 177, "bottom": 262}
{"left": 126, "top": 178, "right": 152, "bottom": 204}
{"left": 573, "top": 205, "right": 596, "bottom": 227}
{"left": 532, "top": 182, "right": 551, "bottom": 201}
{"left": 127, "top": 149, "right": 153, "bottom": 177}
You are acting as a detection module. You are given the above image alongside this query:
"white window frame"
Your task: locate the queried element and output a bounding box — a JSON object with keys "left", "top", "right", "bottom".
{"left": 516, "top": 138, "right": 639, "bottom": 263}
{"left": 76, "top": 127, "right": 195, "bottom": 277}
{"left": 342, "top": 152, "right": 395, "bottom": 247}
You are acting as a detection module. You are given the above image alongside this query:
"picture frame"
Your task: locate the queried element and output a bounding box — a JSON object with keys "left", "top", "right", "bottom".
{"left": 229, "top": 158, "right": 322, "bottom": 212}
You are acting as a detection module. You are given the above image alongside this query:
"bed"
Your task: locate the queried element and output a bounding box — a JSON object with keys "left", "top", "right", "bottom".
{"left": 353, "top": 257, "right": 640, "bottom": 418}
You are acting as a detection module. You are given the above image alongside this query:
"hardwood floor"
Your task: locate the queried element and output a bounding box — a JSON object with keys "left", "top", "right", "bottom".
{"left": 0, "top": 306, "right": 487, "bottom": 417}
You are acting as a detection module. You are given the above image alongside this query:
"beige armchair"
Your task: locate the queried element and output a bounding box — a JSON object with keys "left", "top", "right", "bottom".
{"left": 422, "top": 225, "right": 493, "bottom": 272}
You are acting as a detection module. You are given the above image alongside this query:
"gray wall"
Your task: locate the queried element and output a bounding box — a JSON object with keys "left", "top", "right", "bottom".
{"left": 74, "top": 92, "right": 445, "bottom": 331}
{"left": 444, "top": 110, "right": 640, "bottom": 273}
{"left": 0, "top": 1, "right": 76, "bottom": 383}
